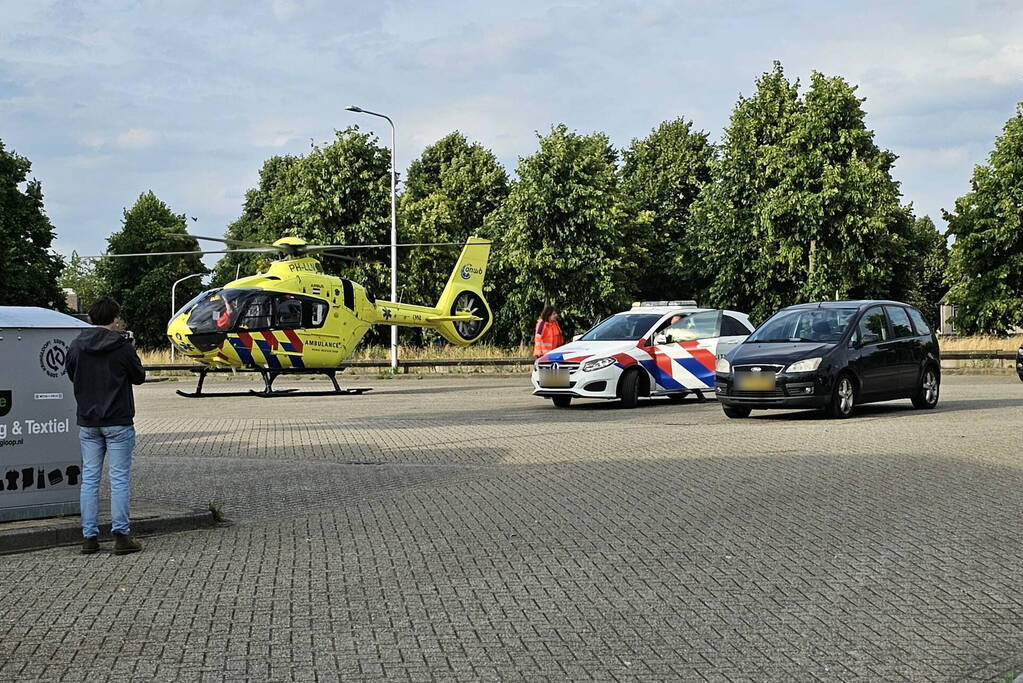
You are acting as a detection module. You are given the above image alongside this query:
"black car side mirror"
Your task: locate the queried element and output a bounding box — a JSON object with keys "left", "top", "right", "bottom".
{"left": 858, "top": 332, "right": 880, "bottom": 347}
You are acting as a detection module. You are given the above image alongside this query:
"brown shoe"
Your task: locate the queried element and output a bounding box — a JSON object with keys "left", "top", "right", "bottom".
{"left": 112, "top": 532, "right": 142, "bottom": 555}
{"left": 81, "top": 537, "right": 100, "bottom": 555}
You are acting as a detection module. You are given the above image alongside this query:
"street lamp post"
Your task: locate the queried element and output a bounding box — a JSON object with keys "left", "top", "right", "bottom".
{"left": 170, "top": 273, "right": 203, "bottom": 362}
{"left": 346, "top": 105, "right": 398, "bottom": 372}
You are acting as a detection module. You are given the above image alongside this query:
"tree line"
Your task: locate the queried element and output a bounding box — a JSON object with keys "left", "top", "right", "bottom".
{"left": 2, "top": 62, "right": 1021, "bottom": 348}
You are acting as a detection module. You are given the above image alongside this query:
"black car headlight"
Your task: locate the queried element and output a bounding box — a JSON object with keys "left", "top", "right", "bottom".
{"left": 785, "top": 357, "right": 823, "bottom": 373}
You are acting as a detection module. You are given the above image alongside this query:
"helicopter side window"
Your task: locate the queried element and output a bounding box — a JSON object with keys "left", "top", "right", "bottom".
{"left": 275, "top": 297, "right": 303, "bottom": 329}
{"left": 305, "top": 300, "right": 328, "bottom": 328}
{"left": 237, "top": 293, "right": 274, "bottom": 331}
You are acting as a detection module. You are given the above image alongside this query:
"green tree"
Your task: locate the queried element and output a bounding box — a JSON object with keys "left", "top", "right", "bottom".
{"left": 620, "top": 118, "right": 714, "bottom": 299}
{"left": 906, "top": 216, "right": 948, "bottom": 327}
{"left": 768, "top": 71, "right": 916, "bottom": 305}
{"left": 212, "top": 154, "right": 299, "bottom": 285}
{"left": 213, "top": 128, "right": 391, "bottom": 298}
{"left": 398, "top": 132, "right": 509, "bottom": 343}
{"left": 98, "top": 192, "right": 207, "bottom": 348}
{"left": 692, "top": 63, "right": 916, "bottom": 321}
{"left": 944, "top": 103, "right": 1023, "bottom": 334}
{"left": 0, "top": 139, "right": 65, "bottom": 309}
{"left": 487, "top": 124, "right": 642, "bottom": 342}
{"left": 690, "top": 62, "right": 800, "bottom": 320}
{"left": 58, "top": 252, "right": 105, "bottom": 313}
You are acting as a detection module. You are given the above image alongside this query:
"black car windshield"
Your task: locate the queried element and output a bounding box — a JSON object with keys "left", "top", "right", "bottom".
{"left": 579, "top": 314, "right": 662, "bottom": 341}
{"left": 747, "top": 308, "right": 858, "bottom": 343}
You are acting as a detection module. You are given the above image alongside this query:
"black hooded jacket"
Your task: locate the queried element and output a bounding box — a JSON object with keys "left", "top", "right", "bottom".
{"left": 65, "top": 327, "right": 146, "bottom": 427}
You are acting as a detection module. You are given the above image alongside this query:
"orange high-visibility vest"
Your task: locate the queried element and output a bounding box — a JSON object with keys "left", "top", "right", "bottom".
{"left": 533, "top": 319, "right": 564, "bottom": 357}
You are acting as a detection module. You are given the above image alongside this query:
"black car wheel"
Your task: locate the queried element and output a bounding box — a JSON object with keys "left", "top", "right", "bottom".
{"left": 722, "top": 405, "right": 751, "bottom": 419}
{"left": 618, "top": 370, "right": 640, "bottom": 409}
{"left": 911, "top": 366, "right": 940, "bottom": 409}
{"left": 826, "top": 374, "right": 856, "bottom": 419}
{"left": 551, "top": 395, "right": 573, "bottom": 408}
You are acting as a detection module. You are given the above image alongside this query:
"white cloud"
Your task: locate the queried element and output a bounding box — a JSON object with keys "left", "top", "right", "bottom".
{"left": 115, "top": 129, "right": 157, "bottom": 149}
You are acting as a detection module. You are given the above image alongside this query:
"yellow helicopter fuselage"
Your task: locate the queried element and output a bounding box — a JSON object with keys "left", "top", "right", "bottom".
{"left": 166, "top": 238, "right": 492, "bottom": 370}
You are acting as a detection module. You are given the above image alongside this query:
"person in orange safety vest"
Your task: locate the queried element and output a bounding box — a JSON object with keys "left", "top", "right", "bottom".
{"left": 533, "top": 305, "right": 564, "bottom": 357}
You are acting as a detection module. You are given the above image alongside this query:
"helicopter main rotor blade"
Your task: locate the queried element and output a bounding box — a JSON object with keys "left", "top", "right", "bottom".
{"left": 306, "top": 241, "right": 492, "bottom": 251}
{"left": 318, "top": 252, "right": 362, "bottom": 264}
{"left": 168, "top": 233, "right": 275, "bottom": 249}
{"left": 318, "top": 252, "right": 387, "bottom": 265}
{"left": 82, "top": 248, "right": 277, "bottom": 259}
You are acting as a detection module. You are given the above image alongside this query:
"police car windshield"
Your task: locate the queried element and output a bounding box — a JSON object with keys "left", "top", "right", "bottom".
{"left": 748, "top": 308, "right": 857, "bottom": 343}
{"left": 579, "top": 314, "right": 662, "bottom": 341}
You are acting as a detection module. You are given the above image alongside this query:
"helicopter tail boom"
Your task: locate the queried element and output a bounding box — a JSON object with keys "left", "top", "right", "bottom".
{"left": 368, "top": 237, "right": 493, "bottom": 346}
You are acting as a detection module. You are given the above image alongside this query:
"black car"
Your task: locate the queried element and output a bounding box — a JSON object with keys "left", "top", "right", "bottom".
{"left": 715, "top": 300, "right": 941, "bottom": 418}
{"left": 1017, "top": 343, "right": 1023, "bottom": 382}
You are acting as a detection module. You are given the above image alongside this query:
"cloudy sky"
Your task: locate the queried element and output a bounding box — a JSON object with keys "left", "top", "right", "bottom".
{"left": 2, "top": 0, "right": 1021, "bottom": 263}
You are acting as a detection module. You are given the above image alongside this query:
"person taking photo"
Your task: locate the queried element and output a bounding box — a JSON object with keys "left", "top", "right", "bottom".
{"left": 65, "top": 297, "right": 146, "bottom": 556}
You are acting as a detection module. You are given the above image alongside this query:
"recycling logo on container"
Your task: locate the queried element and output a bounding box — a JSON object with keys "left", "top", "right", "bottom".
{"left": 39, "top": 339, "right": 69, "bottom": 378}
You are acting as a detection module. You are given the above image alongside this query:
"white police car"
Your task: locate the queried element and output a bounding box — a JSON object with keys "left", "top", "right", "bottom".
{"left": 532, "top": 301, "right": 754, "bottom": 408}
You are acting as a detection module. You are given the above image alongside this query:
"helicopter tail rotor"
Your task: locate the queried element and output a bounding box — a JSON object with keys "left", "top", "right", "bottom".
{"left": 430, "top": 237, "right": 493, "bottom": 345}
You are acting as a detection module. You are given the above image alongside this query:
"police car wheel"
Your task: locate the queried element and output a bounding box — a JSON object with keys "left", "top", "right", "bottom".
{"left": 618, "top": 370, "right": 640, "bottom": 409}
{"left": 551, "top": 395, "right": 572, "bottom": 408}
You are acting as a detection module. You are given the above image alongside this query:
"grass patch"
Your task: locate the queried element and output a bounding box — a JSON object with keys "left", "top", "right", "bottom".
{"left": 940, "top": 334, "right": 1023, "bottom": 352}
{"left": 207, "top": 500, "right": 225, "bottom": 524}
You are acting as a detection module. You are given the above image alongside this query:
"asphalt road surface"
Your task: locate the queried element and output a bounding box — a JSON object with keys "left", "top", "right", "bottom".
{"left": 2, "top": 373, "right": 1022, "bottom": 681}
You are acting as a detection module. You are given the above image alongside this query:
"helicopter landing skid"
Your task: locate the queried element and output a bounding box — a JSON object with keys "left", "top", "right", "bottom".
{"left": 176, "top": 368, "right": 372, "bottom": 399}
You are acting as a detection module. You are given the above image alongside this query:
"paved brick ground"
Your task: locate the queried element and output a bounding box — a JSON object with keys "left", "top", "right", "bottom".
{"left": 2, "top": 373, "right": 1022, "bottom": 681}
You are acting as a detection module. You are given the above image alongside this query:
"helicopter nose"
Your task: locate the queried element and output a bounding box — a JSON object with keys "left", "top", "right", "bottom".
{"left": 167, "top": 315, "right": 200, "bottom": 355}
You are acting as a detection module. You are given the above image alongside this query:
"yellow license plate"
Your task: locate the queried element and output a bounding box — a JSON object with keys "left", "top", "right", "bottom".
{"left": 736, "top": 373, "right": 775, "bottom": 391}
{"left": 540, "top": 369, "right": 570, "bottom": 388}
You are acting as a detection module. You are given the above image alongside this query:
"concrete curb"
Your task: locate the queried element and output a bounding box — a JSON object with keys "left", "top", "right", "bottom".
{"left": 0, "top": 506, "right": 219, "bottom": 555}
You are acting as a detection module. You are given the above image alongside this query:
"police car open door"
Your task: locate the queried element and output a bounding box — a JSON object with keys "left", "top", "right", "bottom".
{"left": 648, "top": 309, "right": 723, "bottom": 392}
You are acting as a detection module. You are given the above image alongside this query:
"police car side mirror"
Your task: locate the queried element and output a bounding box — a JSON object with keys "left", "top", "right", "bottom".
{"left": 654, "top": 334, "right": 668, "bottom": 345}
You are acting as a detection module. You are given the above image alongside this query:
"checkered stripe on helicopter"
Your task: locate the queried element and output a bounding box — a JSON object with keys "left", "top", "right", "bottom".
{"left": 222, "top": 330, "right": 306, "bottom": 369}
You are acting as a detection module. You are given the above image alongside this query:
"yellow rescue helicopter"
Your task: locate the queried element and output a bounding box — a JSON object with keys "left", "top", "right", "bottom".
{"left": 106, "top": 234, "right": 492, "bottom": 397}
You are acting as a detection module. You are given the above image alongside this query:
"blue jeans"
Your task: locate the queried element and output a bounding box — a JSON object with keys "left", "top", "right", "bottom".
{"left": 79, "top": 425, "right": 136, "bottom": 538}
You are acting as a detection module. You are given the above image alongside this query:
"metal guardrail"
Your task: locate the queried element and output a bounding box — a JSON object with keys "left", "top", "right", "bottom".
{"left": 941, "top": 350, "right": 1018, "bottom": 360}
{"left": 144, "top": 357, "right": 537, "bottom": 373}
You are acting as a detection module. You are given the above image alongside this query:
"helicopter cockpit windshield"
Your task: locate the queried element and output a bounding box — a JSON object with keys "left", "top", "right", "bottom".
{"left": 185, "top": 288, "right": 330, "bottom": 335}
{"left": 186, "top": 289, "right": 259, "bottom": 334}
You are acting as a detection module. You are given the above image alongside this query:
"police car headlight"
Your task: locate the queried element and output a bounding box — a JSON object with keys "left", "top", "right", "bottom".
{"left": 785, "top": 357, "right": 823, "bottom": 373}
{"left": 581, "top": 357, "right": 615, "bottom": 372}
{"left": 715, "top": 357, "right": 730, "bottom": 373}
